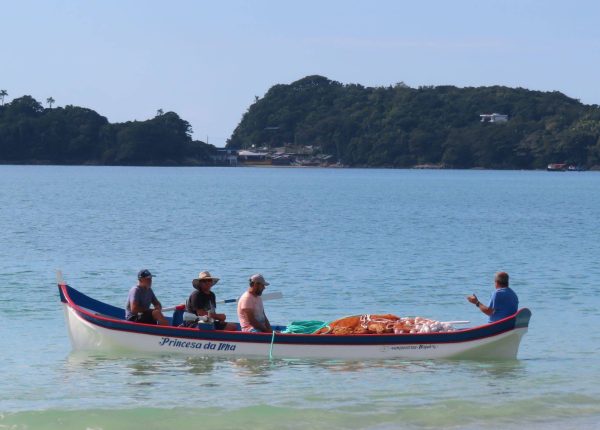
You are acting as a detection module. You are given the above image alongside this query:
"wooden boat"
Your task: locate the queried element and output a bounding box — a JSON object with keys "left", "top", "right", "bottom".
{"left": 58, "top": 281, "right": 531, "bottom": 360}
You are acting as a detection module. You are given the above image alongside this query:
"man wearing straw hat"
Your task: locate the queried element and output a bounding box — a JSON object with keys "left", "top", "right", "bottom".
{"left": 185, "top": 271, "right": 237, "bottom": 331}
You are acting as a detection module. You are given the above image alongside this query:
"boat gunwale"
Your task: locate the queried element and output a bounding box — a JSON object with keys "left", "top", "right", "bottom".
{"left": 60, "top": 283, "right": 530, "bottom": 346}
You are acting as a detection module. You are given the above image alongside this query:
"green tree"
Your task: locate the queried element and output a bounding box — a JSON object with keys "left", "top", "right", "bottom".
{"left": 46, "top": 97, "right": 55, "bottom": 108}
{"left": 0, "top": 89, "right": 7, "bottom": 106}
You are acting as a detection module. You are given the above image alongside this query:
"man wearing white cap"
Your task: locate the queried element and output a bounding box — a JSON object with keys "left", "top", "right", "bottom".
{"left": 237, "top": 274, "right": 273, "bottom": 333}
{"left": 186, "top": 271, "right": 237, "bottom": 331}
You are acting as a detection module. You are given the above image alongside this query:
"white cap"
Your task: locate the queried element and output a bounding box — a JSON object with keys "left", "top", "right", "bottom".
{"left": 249, "top": 273, "right": 269, "bottom": 286}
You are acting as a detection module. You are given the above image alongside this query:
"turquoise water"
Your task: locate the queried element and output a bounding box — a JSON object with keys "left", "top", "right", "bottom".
{"left": 1, "top": 166, "right": 599, "bottom": 429}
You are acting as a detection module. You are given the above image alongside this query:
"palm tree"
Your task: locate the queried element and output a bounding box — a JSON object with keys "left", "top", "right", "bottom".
{"left": 156, "top": 108, "right": 164, "bottom": 116}
{"left": 46, "top": 97, "right": 55, "bottom": 108}
{"left": 0, "top": 89, "right": 7, "bottom": 106}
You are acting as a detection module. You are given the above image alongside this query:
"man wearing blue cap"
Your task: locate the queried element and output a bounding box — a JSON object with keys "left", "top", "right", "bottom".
{"left": 125, "top": 269, "right": 168, "bottom": 325}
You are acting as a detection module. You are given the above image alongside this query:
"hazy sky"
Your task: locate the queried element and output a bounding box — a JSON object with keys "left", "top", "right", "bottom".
{"left": 2, "top": 0, "right": 599, "bottom": 146}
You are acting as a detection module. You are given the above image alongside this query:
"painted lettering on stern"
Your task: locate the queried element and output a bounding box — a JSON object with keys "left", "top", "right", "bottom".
{"left": 418, "top": 344, "right": 436, "bottom": 350}
{"left": 389, "top": 344, "right": 437, "bottom": 351}
{"left": 158, "top": 337, "right": 236, "bottom": 352}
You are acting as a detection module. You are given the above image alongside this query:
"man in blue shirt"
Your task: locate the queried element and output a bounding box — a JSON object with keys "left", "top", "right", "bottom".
{"left": 467, "top": 272, "right": 519, "bottom": 322}
{"left": 125, "top": 269, "right": 168, "bottom": 325}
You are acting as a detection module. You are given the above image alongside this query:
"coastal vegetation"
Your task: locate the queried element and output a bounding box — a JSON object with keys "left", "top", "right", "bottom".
{"left": 0, "top": 95, "right": 213, "bottom": 165}
{"left": 3, "top": 77, "right": 600, "bottom": 168}
{"left": 227, "top": 75, "right": 600, "bottom": 169}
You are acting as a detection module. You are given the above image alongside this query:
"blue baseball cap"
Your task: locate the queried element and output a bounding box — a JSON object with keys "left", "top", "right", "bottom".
{"left": 137, "top": 269, "right": 154, "bottom": 280}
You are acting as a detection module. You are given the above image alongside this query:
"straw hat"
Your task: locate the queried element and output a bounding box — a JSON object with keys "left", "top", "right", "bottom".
{"left": 193, "top": 271, "right": 220, "bottom": 287}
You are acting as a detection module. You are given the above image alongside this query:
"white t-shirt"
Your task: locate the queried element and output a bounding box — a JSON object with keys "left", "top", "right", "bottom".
{"left": 237, "top": 291, "right": 265, "bottom": 331}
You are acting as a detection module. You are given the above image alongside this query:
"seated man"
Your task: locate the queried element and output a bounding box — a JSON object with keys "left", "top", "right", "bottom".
{"left": 125, "top": 269, "right": 168, "bottom": 325}
{"left": 467, "top": 271, "right": 519, "bottom": 322}
{"left": 185, "top": 271, "right": 237, "bottom": 331}
{"left": 237, "top": 273, "right": 273, "bottom": 333}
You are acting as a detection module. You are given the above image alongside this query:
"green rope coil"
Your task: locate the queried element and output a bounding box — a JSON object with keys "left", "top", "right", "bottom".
{"left": 281, "top": 320, "right": 328, "bottom": 334}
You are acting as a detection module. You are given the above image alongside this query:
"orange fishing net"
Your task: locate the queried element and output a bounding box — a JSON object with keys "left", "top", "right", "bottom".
{"left": 315, "top": 314, "right": 456, "bottom": 335}
{"left": 315, "top": 314, "right": 400, "bottom": 335}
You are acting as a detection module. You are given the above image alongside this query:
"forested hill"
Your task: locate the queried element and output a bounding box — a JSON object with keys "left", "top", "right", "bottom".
{"left": 0, "top": 96, "right": 214, "bottom": 165}
{"left": 227, "top": 75, "right": 600, "bottom": 169}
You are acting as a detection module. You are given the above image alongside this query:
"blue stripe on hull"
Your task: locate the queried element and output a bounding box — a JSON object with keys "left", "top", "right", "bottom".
{"left": 60, "top": 284, "right": 530, "bottom": 347}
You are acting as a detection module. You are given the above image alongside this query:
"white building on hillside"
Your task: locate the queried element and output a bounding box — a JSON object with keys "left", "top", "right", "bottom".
{"left": 480, "top": 113, "right": 508, "bottom": 123}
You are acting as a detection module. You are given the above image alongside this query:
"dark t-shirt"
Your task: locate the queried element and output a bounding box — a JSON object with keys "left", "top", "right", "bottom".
{"left": 125, "top": 285, "right": 157, "bottom": 320}
{"left": 185, "top": 290, "right": 216, "bottom": 315}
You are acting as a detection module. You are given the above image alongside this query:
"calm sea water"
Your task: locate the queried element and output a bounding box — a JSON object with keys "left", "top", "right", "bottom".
{"left": 1, "top": 166, "right": 599, "bottom": 429}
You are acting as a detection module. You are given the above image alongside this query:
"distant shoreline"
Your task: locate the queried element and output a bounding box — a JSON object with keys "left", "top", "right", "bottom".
{"left": 2, "top": 162, "right": 599, "bottom": 171}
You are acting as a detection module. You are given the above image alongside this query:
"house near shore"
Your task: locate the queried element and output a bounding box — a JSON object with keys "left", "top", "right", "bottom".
{"left": 211, "top": 148, "right": 238, "bottom": 166}
{"left": 223, "top": 143, "right": 337, "bottom": 167}
{"left": 480, "top": 113, "right": 508, "bottom": 123}
{"left": 237, "top": 150, "right": 272, "bottom": 165}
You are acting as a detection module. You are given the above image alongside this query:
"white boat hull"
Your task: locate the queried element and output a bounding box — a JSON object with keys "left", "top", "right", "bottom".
{"left": 63, "top": 304, "right": 528, "bottom": 360}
